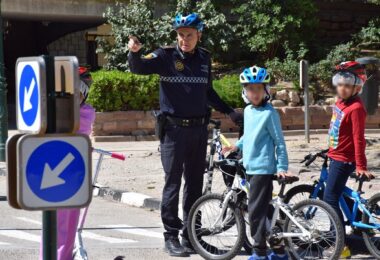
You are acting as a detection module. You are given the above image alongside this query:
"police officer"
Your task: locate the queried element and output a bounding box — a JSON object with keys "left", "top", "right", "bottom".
{"left": 128, "top": 13, "right": 242, "bottom": 257}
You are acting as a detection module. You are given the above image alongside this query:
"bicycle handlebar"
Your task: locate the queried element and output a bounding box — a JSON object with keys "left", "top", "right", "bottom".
{"left": 111, "top": 153, "right": 126, "bottom": 161}
{"left": 93, "top": 148, "right": 126, "bottom": 161}
{"left": 301, "top": 149, "right": 329, "bottom": 166}
{"left": 209, "top": 119, "right": 221, "bottom": 127}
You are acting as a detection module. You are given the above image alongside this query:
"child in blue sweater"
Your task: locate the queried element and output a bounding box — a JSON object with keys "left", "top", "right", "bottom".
{"left": 224, "top": 66, "right": 289, "bottom": 260}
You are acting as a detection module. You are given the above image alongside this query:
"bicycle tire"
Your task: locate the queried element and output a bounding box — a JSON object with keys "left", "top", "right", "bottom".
{"left": 243, "top": 232, "right": 253, "bottom": 255}
{"left": 283, "top": 184, "right": 322, "bottom": 204}
{"left": 362, "top": 192, "right": 380, "bottom": 259}
{"left": 284, "top": 199, "right": 345, "bottom": 260}
{"left": 187, "top": 193, "right": 245, "bottom": 260}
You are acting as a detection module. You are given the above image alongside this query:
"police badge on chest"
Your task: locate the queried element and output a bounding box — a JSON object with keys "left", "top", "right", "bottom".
{"left": 175, "top": 60, "right": 184, "bottom": 71}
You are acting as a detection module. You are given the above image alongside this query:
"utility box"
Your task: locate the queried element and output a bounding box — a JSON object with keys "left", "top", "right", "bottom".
{"left": 356, "top": 57, "right": 380, "bottom": 115}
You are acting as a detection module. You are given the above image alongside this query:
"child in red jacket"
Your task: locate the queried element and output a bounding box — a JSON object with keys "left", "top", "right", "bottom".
{"left": 325, "top": 61, "right": 374, "bottom": 258}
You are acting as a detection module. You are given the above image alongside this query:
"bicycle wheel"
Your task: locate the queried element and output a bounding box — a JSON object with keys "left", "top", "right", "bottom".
{"left": 284, "top": 184, "right": 323, "bottom": 205}
{"left": 188, "top": 193, "right": 245, "bottom": 260}
{"left": 362, "top": 192, "right": 380, "bottom": 259}
{"left": 284, "top": 199, "right": 344, "bottom": 259}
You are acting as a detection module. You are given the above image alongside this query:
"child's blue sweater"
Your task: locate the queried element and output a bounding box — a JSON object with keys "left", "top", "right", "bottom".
{"left": 236, "top": 103, "right": 288, "bottom": 175}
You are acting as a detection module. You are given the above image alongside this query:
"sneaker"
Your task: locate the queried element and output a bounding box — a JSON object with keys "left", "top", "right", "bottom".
{"left": 340, "top": 246, "right": 352, "bottom": 259}
{"left": 268, "top": 251, "right": 288, "bottom": 260}
{"left": 248, "top": 253, "right": 269, "bottom": 260}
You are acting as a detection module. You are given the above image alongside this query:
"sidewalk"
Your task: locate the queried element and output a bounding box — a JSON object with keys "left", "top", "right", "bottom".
{"left": 92, "top": 132, "right": 380, "bottom": 210}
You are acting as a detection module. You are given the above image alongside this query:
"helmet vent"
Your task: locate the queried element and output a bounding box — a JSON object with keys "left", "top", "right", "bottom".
{"left": 253, "top": 67, "right": 257, "bottom": 73}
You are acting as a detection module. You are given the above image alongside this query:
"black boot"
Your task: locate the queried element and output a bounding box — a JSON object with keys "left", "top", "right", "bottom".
{"left": 181, "top": 237, "right": 195, "bottom": 254}
{"left": 164, "top": 238, "right": 189, "bottom": 257}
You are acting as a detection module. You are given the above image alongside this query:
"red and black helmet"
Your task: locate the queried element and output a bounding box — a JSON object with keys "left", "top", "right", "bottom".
{"left": 333, "top": 61, "right": 367, "bottom": 86}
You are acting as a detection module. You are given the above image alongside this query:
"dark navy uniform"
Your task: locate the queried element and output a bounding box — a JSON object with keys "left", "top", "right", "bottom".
{"left": 128, "top": 45, "right": 233, "bottom": 241}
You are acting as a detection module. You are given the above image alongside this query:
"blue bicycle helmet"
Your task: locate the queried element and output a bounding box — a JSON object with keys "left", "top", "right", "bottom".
{"left": 240, "top": 66, "right": 270, "bottom": 84}
{"left": 173, "top": 13, "right": 204, "bottom": 31}
{"left": 240, "top": 66, "right": 271, "bottom": 104}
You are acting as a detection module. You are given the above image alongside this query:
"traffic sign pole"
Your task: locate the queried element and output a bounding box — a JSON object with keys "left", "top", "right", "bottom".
{"left": 0, "top": 1, "right": 8, "bottom": 162}
{"left": 43, "top": 55, "right": 57, "bottom": 260}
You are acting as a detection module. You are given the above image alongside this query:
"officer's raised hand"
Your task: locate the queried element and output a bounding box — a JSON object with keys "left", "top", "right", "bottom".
{"left": 128, "top": 36, "right": 142, "bottom": 53}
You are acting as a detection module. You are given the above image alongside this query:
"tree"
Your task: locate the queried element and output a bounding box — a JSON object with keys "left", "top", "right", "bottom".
{"left": 162, "top": 0, "right": 234, "bottom": 57}
{"left": 233, "top": 0, "right": 317, "bottom": 60}
{"left": 97, "top": 1, "right": 172, "bottom": 71}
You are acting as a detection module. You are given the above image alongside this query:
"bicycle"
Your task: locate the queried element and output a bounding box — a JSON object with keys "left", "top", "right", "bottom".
{"left": 284, "top": 149, "right": 380, "bottom": 258}
{"left": 203, "top": 119, "right": 236, "bottom": 195}
{"left": 73, "top": 148, "right": 126, "bottom": 260}
{"left": 188, "top": 158, "right": 345, "bottom": 260}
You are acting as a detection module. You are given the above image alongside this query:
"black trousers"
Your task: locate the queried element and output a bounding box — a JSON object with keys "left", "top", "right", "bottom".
{"left": 160, "top": 124, "right": 208, "bottom": 241}
{"left": 248, "top": 175, "right": 273, "bottom": 256}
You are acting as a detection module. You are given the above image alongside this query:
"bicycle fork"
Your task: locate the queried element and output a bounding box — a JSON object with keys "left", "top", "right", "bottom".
{"left": 211, "top": 190, "right": 235, "bottom": 230}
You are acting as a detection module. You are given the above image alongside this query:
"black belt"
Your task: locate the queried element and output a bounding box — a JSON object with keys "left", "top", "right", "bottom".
{"left": 166, "top": 115, "right": 209, "bottom": 127}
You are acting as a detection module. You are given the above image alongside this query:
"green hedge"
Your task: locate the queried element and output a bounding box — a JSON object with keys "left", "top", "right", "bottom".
{"left": 213, "top": 74, "right": 245, "bottom": 109}
{"left": 87, "top": 70, "right": 159, "bottom": 112}
{"left": 88, "top": 70, "right": 244, "bottom": 111}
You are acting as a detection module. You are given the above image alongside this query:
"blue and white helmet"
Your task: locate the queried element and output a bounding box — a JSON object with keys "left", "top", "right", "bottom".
{"left": 173, "top": 13, "right": 204, "bottom": 31}
{"left": 240, "top": 66, "right": 270, "bottom": 84}
{"left": 240, "top": 66, "right": 271, "bottom": 104}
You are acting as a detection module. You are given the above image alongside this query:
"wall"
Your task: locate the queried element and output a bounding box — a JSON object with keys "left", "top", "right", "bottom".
{"left": 48, "top": 30, "right": 88, "bottom": 65}
{"left": 315, "top": 0, "right": 380, "bottom": 45}
{"left": 92, "top": 107, "right": 380, "bottom": 139}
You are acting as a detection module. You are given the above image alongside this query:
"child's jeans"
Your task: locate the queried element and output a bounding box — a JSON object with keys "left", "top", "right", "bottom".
{"left": 248, "top": 174, "right": 273, "bottom": 256}
{"left": 323, "top": 158, "right": 355, "bottom": 229}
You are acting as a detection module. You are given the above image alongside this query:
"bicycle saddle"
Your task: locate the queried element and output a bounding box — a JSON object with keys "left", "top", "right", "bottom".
{"left": 273, "top": 175, "right": 299, "bottom": 184}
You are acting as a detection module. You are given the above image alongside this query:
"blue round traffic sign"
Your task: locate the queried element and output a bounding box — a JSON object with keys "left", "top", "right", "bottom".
{"left": 19, "top": 65, "right": 39, "bottom": 126}
{"left": 26, "top": 140, "right": 86, "bottom": 202}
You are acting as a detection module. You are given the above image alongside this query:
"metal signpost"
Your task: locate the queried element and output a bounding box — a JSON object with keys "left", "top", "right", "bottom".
{"left": 300, "top": 60, "right": 310, "bottom": 143}
{"left": 6, "top": 55, "right": 91, "bottom": 260}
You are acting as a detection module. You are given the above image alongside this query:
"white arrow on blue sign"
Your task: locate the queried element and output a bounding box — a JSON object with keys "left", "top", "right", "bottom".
{"left": 17, "top": 135, "right": 92, "bottom": 210}
{"left": 16, "top": 57, "right": 47, "bottom": 133}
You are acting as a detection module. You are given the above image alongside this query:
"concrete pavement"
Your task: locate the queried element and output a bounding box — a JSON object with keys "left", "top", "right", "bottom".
{"left": 1, "top": 130, "right": 379, "bottom": 259}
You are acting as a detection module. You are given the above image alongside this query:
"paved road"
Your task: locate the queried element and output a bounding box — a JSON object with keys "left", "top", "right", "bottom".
{"left": 0, "top": 195, "right": 375, "bottom": 260}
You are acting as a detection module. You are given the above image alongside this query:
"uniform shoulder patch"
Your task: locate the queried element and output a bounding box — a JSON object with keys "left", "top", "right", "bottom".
{"left": 142, "top": 52, "right": 158, "bottom": 59}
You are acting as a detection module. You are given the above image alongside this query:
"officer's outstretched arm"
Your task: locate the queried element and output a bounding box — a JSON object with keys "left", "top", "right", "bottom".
{"left": 128, "top": 49, "right": 164, "bottom": 75}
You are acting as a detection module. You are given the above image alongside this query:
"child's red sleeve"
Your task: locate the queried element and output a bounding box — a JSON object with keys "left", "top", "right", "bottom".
{"left": 351, "top": 107, "right": 367, "bottom": 171}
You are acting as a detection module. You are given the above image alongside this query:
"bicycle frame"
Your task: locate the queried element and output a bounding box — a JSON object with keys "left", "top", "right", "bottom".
{"left": 308, "top": 155, "right": 380, "bottom": 230}
{"left": 212, "top": 165, "right": 311, "bottom": 240}
{"left": 204, "top": 122, "right": 221, "bottom": 194}
{"left": 271, "top": 198, "right": 311, "bottom": 239}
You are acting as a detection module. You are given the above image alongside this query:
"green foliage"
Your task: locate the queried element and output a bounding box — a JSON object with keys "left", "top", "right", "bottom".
{"left": 97, "top": 1, "right": 173, "bottom": 71}
{"left": 213, "top": 74, "right": 245, "bottom": 108}
{"left": 87, "top": 70, "right": 159, "bottom": 112}
{"left": 353, "top": 18, "right": 380, "bottom": 49}
{"left": 233, "top": 0, "right": 317, "bottom": 60}
{"left": 367, "top": 0, "right": 380, "bottom": 4}
{"left": 265, "top": 43, "right": 308, "bottom": 86}
{"left": 309, "top": 42, "right": 358, "bottom": 90}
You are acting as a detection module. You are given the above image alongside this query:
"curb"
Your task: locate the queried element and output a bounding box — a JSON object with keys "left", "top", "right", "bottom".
{"left": 95, "top": 186, "right": 161, "bottom": 211}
